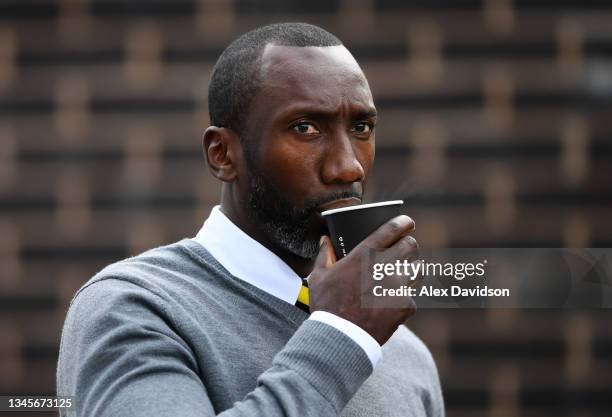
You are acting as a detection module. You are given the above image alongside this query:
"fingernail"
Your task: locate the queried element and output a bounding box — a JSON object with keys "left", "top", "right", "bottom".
{"left": 395, "top": 215, "right": 411, "bottom": 225}
{"left": 319, "top": 236, "right": 326, "bottom": 247}
{"left": 403, "top": 215, "right": 414, "bottom": 228}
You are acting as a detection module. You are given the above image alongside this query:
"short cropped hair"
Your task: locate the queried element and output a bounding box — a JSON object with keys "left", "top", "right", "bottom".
{"left": 208, "top": 23, "right": 342, "bottom": 136}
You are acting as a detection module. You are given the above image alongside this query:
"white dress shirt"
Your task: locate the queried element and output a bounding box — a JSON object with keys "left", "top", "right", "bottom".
{"left": 192, "top": 205, "right": 382, "bottom": 368}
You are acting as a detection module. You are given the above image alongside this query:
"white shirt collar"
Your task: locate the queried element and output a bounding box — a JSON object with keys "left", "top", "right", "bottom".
{"left": 192, "top": 205, "right": 304, "bottom": 305}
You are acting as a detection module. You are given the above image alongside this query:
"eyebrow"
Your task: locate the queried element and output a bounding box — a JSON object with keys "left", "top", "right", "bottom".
{"left": 281, "top": 106, "right": 378, "bottom": 121}
{"left": 355, "top": 109, "right": 378, "bottom": 119}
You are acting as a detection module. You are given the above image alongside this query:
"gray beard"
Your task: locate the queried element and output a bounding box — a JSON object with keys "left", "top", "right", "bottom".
{"left": 245, "top": 171, "right": 321, "bottom": 260}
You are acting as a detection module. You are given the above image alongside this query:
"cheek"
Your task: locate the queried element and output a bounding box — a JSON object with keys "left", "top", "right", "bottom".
{"left": 260, "top": 140, "right": 320, "bottom": 197}
{"left": 356, "top": 139, "right": 375, "bottom": 175}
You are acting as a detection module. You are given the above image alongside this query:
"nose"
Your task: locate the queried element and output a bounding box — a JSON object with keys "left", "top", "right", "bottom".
{"left": 320, "top": 131, "right": 365, "bottom": 185}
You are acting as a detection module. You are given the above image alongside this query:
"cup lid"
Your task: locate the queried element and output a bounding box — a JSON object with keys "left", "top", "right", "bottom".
{"left": 320, "top": 200, "right": 404, "bottom": 216}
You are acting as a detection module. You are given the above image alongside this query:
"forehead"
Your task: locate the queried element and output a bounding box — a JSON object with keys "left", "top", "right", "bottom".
{"left": 254, "top": 44, "right": 373, "bottom": 112}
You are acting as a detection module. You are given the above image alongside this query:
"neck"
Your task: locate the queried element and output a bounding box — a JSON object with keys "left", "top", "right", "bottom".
{"left": 219, "top": 194, "right": 315, "bottom": 278}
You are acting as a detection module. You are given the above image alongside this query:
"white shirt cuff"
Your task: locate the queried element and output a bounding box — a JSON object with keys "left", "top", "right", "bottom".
{"left": 308, "top": 310, "right": 382, "bottom": 368}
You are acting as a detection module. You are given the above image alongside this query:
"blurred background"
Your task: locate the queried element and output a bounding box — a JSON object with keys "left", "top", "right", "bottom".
{"left": 1, "top": 0, "right": 612, "bottom": 416}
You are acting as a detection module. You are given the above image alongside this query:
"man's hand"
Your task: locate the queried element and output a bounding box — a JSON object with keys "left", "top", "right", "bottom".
{"left": 308, "top": 215, "right": 419, "bottom": 345}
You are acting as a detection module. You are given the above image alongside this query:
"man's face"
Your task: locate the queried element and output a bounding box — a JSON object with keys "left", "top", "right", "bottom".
{"left": 240, "top": 44, "right": 376, "bottom": 259}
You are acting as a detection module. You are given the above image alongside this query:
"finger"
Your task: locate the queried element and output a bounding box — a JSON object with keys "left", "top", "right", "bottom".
{"left": 313, "top": 235, "right": 337, "bottom": 270}
{"left": 358, "top": 215, "right": 415, "bottom": 250}
{"left": 376, "top": 235, "right": 419, "bottom": 266}
{"left": 391, "top": 235, "right": 419, "bottom": 261}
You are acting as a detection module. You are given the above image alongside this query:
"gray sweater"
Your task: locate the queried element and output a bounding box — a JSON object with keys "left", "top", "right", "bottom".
{"left": 57, "top": 239, "right": 444, "bottom": 417}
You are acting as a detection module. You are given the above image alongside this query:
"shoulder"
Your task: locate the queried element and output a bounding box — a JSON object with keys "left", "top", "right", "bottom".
{"left": 393, "top": 325, "right": 435, "bottom": 359}
{"left": 344, "top": 325, "right": 444, "bottom": 416}
{"left": 63, "top": 238, "right": 241, "bottom": 341}
{"left": 72, "top": 239, "right": 221, "bottom": 306}
{"left": 61, "top": 237, "right": 229, "bottom": 337}
{"left": 381, "top": 325, "right": 445, "bottom": 415}
{"left": 63, "top": 271, "right": 173, "bottom": 344}
{"left": 57, "top": 251, "right": 202, "bottom": 402}
{"left": 59, "top": 242, "right": 204, "bottom": 365}
{"left": 384, "top": 324, "right": 440, "bottom": 379}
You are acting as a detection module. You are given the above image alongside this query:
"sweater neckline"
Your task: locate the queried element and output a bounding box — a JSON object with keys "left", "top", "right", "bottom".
{"left": 178, "top": 238, "right": 310, "bottom": 327}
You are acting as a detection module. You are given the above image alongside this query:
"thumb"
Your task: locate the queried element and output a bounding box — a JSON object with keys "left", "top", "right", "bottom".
{"left": 314, "top": 235, "right": 337, "bottom": 270}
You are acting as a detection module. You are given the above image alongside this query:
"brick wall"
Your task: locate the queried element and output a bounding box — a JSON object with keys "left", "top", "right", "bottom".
{"left": 0, "top": 1, "right": 611, "bottom": 416}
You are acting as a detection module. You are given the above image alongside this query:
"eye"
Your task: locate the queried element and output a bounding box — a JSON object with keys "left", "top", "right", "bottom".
{"left": 352, "top": 122, "right": 373, "bottom": 134}
{"left": 293, "top": 122, "right": 320, "bottom": 135}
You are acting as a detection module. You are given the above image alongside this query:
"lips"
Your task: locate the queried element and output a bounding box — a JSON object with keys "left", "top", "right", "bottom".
{"left": 317, "top": 197, "right": 362, "bottom": 213}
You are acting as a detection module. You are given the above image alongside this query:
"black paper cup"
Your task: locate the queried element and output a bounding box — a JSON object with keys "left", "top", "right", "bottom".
{"left": 321, "top": 200, "right": 404, "bottom": 259}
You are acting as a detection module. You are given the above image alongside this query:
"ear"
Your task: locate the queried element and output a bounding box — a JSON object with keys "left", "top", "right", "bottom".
{"left": 202, "top": 126, "right": 241, "bottom": 182}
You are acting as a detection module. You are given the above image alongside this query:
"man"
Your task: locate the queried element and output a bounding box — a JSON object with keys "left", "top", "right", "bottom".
{"left": 57, "top": 23, "right": 444, "bottom": 416}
